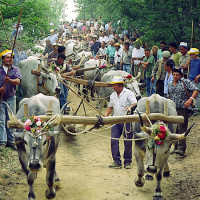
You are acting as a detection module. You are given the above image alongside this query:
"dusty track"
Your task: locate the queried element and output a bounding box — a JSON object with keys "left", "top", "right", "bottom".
{"left": 2, "top": 92, "right": 200, "bottom": 200}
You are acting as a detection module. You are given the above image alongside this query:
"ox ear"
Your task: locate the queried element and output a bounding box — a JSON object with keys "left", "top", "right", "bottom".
{"left": 13, "top": 131, "right": 25, "bottom": 139}
{"left": 170, "top": 122, "right": 195, "bottom": 141}
{"left": 48, "top": 131, "right": 60, "bottom": 137}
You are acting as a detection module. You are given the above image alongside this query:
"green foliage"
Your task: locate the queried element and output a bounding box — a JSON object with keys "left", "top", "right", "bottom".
{"left": 75, "top": 0, "right": 200, "bottom": 47}
{"left": 0, "top": 0, "right": 64, "bottom": 50}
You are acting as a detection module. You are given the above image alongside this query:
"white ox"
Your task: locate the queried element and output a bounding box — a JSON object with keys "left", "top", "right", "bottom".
{"left": 97, "top": 70, "right": 142, "bottom": 110}
{"left": 18, "top": 59, "right": 61, "bottom": 97}
{"left": 7, "top": 93, "right": 65, "bottom": 199}
{"left": 133, "top": 94, "right": 194, "bottom": 200}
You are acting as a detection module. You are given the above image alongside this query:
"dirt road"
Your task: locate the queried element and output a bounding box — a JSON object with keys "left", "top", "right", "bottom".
{"left": 3, "top": 92, "right": 200, "bottom": 200}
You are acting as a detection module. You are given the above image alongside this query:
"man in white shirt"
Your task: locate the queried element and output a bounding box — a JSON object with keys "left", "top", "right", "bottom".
{"left": 105, "top": 76, "right": 137, "bottom": 169}
{"left": 114, "top": 43, "right": 122, "bottom": 70}
{"left": 131, "top": 40, "right": 145, "bottom": 79}
{"left": 97, "top": 41, "right": 107, "bottom": 59}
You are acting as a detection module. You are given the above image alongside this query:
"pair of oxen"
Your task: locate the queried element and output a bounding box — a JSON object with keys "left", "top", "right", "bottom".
{"left": 6, "top": 93, "right": 193, "bottom": 200}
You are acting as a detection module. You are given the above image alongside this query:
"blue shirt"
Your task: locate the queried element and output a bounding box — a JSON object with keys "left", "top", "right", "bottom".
{"left": 189, "top": 59, "right": 200, "bottom": 81}
{"left": 164, "top": 72, "right": 173, "bottom": 95}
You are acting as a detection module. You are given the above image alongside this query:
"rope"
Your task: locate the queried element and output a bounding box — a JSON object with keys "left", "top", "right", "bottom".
{"left": 69, "top": 82, "right": 112, "bottom": 101}
{"left": 59, "top": 79, "right": 105, "bottom": 116}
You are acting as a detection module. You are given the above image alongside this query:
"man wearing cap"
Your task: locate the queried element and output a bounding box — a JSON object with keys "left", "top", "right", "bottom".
{"left": 0, "top": 50, "right": 21, "bottom": 150}
{"left": 179, "top": 42, "right": 190, "bottom": 79}
{"left": 90, "top": 36, "right": 101, "bottom": 57}
{"left": 151, "top": 51, "right": 171, "bottom": 97}
{"left": 114, "top": 43, "right": 122, "bottom": 70}
{"left": 188, "top": 48, "right": 200, "bottom": 111}
{"left": 105, "top": 76, "right": 137, "bottom": 169}
{"left": 168, "top": 66, "right": 199, "bottom": 156}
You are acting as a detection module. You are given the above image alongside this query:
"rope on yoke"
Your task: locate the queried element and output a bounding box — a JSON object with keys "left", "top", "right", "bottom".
{"left": 94, "top": 115, "right": 104, "bottom": 129}
{"left": 87, "top": 79, "right": 95, "bottom": 90}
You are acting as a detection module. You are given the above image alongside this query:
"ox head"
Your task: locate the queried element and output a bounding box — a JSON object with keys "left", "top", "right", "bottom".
{"left": 126, "top": 80, "right": 141, "bottom": 101}
{"left": 6, "top": 102, "right": 67, "bottom": 172}
{"left": 136, "top": 110, "right": 194, "bottom": 173}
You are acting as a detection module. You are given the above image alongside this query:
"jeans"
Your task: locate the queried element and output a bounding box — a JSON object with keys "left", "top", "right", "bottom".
{"left": 59, "top": 81, "right": 68, "bottom": 109}
{"left": 123, "top": 64, "right": 131, "bottom": 74}
{"left": 192, "top": 81, "right": 200, "bottom": 110}
{"left": 0, "top": 96, "right": 16, "bottom": 145}
{"left": 111, "top": 123, "right": 133, "bottom": 165}
{"left": 146, "top": 77, "right": 155, "bottom": 97}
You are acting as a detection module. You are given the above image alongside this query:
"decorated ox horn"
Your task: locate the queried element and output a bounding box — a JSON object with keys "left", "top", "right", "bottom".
{"left": 60, "top": 63, "right": 67, "bottom": 73}
{"left": 136, "top": 110, "right": 152, "bottom": 135}
{"left": 169, "top": 122, "right": 195, "bottom": 141}
{"left": 4, "top": 102, "right": 25, "bottom": 130}
{"left": 40, "top": 57, "right": 51, "bottom": 74}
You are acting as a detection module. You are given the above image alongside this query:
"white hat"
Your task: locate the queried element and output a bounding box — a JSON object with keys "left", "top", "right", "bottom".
{"left": 111, "top": 76, "right": 124, "bottom": 84}
{"left": 179, "top": 42, "right": 187, "bottom": 47}
{"left": 50, "top": 29, "right": 54, "bottom": 32}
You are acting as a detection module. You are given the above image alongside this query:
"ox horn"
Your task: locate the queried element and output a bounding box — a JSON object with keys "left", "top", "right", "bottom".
{"left": 169, "top": 122, "right": 195, "bottom": 141}
{"left": 60, "top": 63, "right": 67, "bottom": 73}
{"left": 40, "top": 58, "right": 50, "bottom": 73}
{"left": 136, "top": 110, "right": 152, "bottom": 135}
{"left": 135, "top": 71, "right": 141, "bottom": 81}
{"left": 48, "top": 102, "right": 69, "bottom": 127}
{"left": 4, "top": 102, "right": 25, "bottom": 130}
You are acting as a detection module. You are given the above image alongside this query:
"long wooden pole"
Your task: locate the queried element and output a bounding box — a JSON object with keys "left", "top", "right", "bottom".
{"left": 0, "top": 8, "right": 22, "bottom": 104}
{"left": 7, "top": 113, "right": 184, "bottom": 129}
{"left": 191, "top": 20, "right": 194, "bottom": 48}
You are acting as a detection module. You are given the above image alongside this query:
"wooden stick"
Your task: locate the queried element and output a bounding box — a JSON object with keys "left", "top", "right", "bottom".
{"left": 0, "top": 8, "right": 23, "bottom": 104}
{"left": 61, "top": 75, "right": 112, "bottom": 87}
{"left": 37, "top": 64, "right": 41, "bottom": 94}
{"left": 191, "top": 20, "right": 194, "bottom": 48}
{"left": 24, "top": 103, "right": 28, "bottom": 118}
{"left": 146, "top": 99, "right": 150, "bottom": 126}
{"left": 7, "top": 113, "right": 184, "bottom": 129}
{"left": 59, "top": 79, "right": 106, "bottom": 116}
{"left": 46, "top": 100, "right": 53, "bottom": 116}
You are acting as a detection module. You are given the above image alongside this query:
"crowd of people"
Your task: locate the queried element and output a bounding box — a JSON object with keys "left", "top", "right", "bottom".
{"left": 0, "top": 19, "right": 200, "bottom": 166}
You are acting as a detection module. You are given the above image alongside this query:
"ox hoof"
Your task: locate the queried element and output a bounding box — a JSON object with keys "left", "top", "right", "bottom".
{"left": 134, "top": 177, "right": 145, "bottom": 187}
{"left": 46, "top": 188, "right": 56, "bottom": 199}
{"left": 145, "top": 174, "right": 154, "bottom": 180}
{"left": 153, "top": 195, "right": 163, "bottom": 200}
{"left": 163, "top": 171, "right": 170, "bottom": 177}
{"left": 54, "top": 178, "right": 61, "bottom": 190}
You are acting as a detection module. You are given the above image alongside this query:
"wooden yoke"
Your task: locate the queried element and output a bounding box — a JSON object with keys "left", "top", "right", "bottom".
{"left": 31, "top": 64, "right": 41, "bottom": 94}
{"left": 46, "top": 100, "right": 53, "bottom": 116}
{"left": 146, "top": 100, "right": 150, "bottom": 126}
